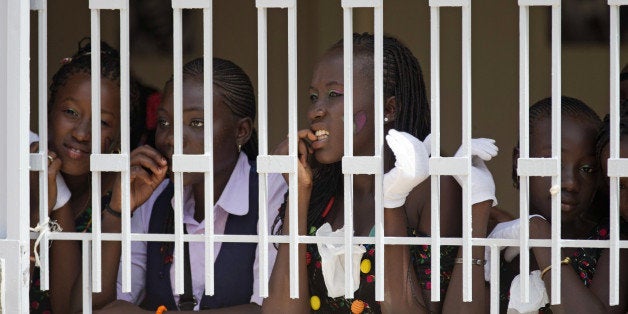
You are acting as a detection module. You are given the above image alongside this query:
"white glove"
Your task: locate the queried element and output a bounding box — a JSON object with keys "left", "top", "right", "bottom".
{"left": 508, "top": 270, "right": 549, "bottom": 313}
{"left": 454, "top": 138, "right": 498, "bottom": 206}
{"left": 30, "top": 131, "right": 71, "bottom": 211}
{"left": 316, "top": 223, "right": 366, "bottom": 298}
{"left": 383, "top": 130, "right": 431, "bottom": 208}
{"left": 484, "top": 214, "right": 545, "bottom": 281}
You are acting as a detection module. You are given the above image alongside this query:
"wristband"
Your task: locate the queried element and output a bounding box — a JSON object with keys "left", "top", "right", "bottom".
{"left": 104, "top": 202, "right": 122, "bottom": 218}
{"left": 454, "top": 257, "right": 486, "bottom": 266}
{"left": 540, "top": 257, "right": 571, "bottom": 279}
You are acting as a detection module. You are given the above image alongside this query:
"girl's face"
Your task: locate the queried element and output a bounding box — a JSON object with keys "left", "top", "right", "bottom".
{"left": 307, "top": 50, "right": 375, "bottom": 164}
{"left": 526, "top": 115, "right": 599, "bottom": 224}
{"left": 155, "top": 78, "right": 244, "bottom": 186}
{"left": 600, "top": 136, "right": 628, "bottom": 222}
{"left": 49, "top": 72, "right": 120, "bottom": 176}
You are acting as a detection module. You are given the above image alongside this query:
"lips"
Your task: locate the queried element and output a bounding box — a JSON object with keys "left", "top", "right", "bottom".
{"left": 310, "top": 124, "right": 330, "bottom": 150}
{"left": 63, "top": 143, "right": 90, "bottom": 160}
{"left": 560, "top": 200, "right": 578, "bottom": 213}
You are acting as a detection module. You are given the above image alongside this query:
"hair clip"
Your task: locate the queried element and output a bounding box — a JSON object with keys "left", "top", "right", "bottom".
{"left": 60, "top": 57, "right": 73, "bottom": 65}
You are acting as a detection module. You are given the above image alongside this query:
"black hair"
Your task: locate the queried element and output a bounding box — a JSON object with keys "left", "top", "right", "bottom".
{"left": 273, "top": 33, "right": 430, "bottom": 234}
{"left": 512, "top": 96, "right": 602, "bottom": 187}
{"left": 48, "top": 38, "right": 143, "bottom": 150}
{"left": 163, "top": 57, "right": 258, "bottom": 160}
{"left": 596, "top": 99, "right": 628, "bottom": 164}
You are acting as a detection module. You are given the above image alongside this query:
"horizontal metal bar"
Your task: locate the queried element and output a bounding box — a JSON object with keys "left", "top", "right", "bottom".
{"left": 171, "top": 154, "right": 212, "bottom": 172}
{"left": 90, "top": 154, "right": 128, "bottom": 172}
{"left": 341, "top": 156, "right": 383, "bottom": 174}
{"left": 255, "top": 0, "right": 295, "bottom": 9}
{"left": 256, "top": 155, "right": 295, "bottom": 173}
{"left": 608, "top": 0, "right": 628, "bottom": 4}
{"left": 341, "top": 0, "right": 383, "bottom": 8}
{"left": 429, "top": 0, "right": 470, "bottom": 7}
{"left": 29, "top": 153, "right": 45, "bottom": 171}
{"left": 607, "top": 158, "right": 628, "bottom": 177}
{"left": 30, "top": 0, "right": 44, "bottom": 10}
{"left": 518, "top": 0, "right": 559, "bottom": 5}
{"left": 172, "top": 0, "right": 211, "bottom": 9}
{"left": 517, "top": 157, "right": 559, "bottom": 176}
{"left": 429, "top": 157, "right": 469, "bottom": 176}
{"left": 89, "top": 0, "right": 127, "bottom": 10}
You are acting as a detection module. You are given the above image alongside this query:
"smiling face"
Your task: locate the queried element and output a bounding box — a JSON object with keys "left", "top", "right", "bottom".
{"left": 155, "top": 77, "right": 242, "bottom": 186}
{"left": 600, "top": 136, "right": 628, "bottom": 222}
{"left": 307, "top": 49, "right": 375, "bottom": 164}
{"left": 48, "top": 72, "right": 120, "bottom": 176}
{"left": 526, "top": 115, "right": 600, "bottom": 224}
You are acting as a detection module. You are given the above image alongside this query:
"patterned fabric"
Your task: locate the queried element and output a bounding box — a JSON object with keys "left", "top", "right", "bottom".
{"left": 306, "top": 225, "right": 456, "bottom": 313}
{"left": 29, "top": 193, "right": 109, "bottom": 313}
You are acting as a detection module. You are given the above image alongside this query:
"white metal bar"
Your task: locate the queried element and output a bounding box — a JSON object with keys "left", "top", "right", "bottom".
{"left": 518, "top": 3, "right": 532, "bottom": 304}
{"left": 287, "top": 2, "right": 300, "bottom": 299}
{"left": 342, "top": 5, "right": 356, "bottom": 299}
{"left": 257, "top": 155, "right": 296, "bottom": 173}
{"left": 202, "top": 3, "right": 216, "bottom": 296}
{"left": 461, "top": 2, "right": 473, "bottom": 302}
{"left": 518, "top": 0, "right": 559, "bottom": 5}
{"left": 119, "top": 0, "right": 132, "bottom": 295}
{"left": 36, "top": 0, "right": 51, "bottom": 291}
{"left": 257, "top": 5, "right": 270, "bottom": 298}
{"left": 89, "top": 0, "right": 127, "bottom": 10}
{"left": 172, "top": 7, "right": 185, "bottom": 295}
{"left": 429, "top": 157, "right": 469, "bottom": 175}
{"left": 609, "top": 0, "right": 628, "bottom": 4}
{"left": 341, "top": 0, "right": 383, "bottom": 8}
{"left": 429, "top": 4, "right": 442, "bottom": 302}
{"left": 172, "top": 154, "right": 212, "bottom": 172}
{"left": 172, "top": 0, "right": 211, "bottom": 9}
{"left": 517, "top": 158, "right": 559, "bottom": 176}
{"left": 89, "top": 12, "right": 104, "bottom": 293}
{"left": 373, "top": 3, "right": 385, "bottom": 302}
{"left": 82, "top": 241, "right": 92, "bottom": 314}
{"left": 341, "top": 156, "right": 383, "bottom": 174}
{"left": 489, "top": 245, "right": 500, "bottom": 314}
{"left": 255, "top": 0, "right": 295, "bottom": 8}
{"left": 90, "top": 154, "right": 129, "bottom": 172}
{"left": 429, "top": 0, "right": 470, "bottom": 7}
{"left": 549, "top": 4, "right": 562, "bottom": 304}
{"left": 608, "top": 3, "right": 621, "bottom": 305}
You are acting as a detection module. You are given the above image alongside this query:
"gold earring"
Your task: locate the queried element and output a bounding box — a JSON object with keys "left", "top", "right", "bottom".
{"left": 238, "top": 144, "right": 242, "bottom": 153}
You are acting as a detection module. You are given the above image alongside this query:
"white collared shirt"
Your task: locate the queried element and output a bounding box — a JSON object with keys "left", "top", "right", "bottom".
{"left": 116, "top": 153, "right": 287, "bottom": 309}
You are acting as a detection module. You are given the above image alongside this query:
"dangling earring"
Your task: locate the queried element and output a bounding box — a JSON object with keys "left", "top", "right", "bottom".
{"left": 238, "top": 144, "right": 242, "bottom": 153}
{"left": 384, "top": 117, "right": 389, "bottom": 123}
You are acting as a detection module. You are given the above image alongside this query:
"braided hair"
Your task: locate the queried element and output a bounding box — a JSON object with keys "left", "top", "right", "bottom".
{"left": 596, "top": 99, "right": 628, "bottom": 164}
{"left": 512, "top": 96, "right": 602, "bottom": 187}
{"left": 163, "top": 57, "right": 258, "bottom": 160}
{"left": 48, "top": 38, "right": 143, "bottom": 149}
{"left": 273, "top": 33, "right": 431, "bottom": 234}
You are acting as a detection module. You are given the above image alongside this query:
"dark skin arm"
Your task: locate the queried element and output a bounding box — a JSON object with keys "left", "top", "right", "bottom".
{"left": 530, "top": 217, "right": 628, "bottom": 313}
{"left": 441, "top": 200, "right": 492, "bottom": 314}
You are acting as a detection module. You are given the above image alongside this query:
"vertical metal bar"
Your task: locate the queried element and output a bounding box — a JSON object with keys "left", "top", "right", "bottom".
{"left": 287, "top": 3, "right": 300, "bottom": 299}
{"left": 257, "top": 5, "right": 270, "bottom": 298}
{"left": 82, "top": 241, "right": 92, "bottom": 313}
{"left": 342, "top": 6, "right": 355, "bottom": 298}
{"left": 373, "top": 3, "right": 385, "bottom": 302}
{"left": 429, "top": 5, "right": 442, "bottom": 302}
{"left": 518, "top": 4, "right": 531, "bottom": 303}
{"left": 549, "top": 4, "right": 562, "bottom": 304}
{"left": 173, "top": 7, "right": 185, "bottom": 295}
{"left": 202, "top": 3, "right": 216, "bottom": 296}
{"left": 119, "top": 0, "right": 132, "bottom": 293}
{"left": 608, "top": 3, "right": 620, "bottom": 306}
{"left": 461, "top": 3, "right": 473, "bottom": 302}
{"left": 36, "top": 0, "right": 51, "bottom": 291}
{"left": 489, "top": 246, "right": 500, "bottom": 314}
{"left": 89, "top": 8, "right": 104, "bottom": 292}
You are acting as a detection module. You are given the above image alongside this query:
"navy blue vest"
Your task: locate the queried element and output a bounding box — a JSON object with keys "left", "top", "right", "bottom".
{"left": 141, "top": 161, "right": 259, "bottom": 310}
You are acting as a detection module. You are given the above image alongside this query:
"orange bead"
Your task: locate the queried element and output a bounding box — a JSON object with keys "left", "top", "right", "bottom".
{"left": 351, "top": 299, "right": 365, "bottom": 314}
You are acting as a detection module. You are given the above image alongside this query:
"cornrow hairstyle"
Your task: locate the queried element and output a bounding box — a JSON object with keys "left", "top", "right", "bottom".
{"left": 48, "top": 38, "right": 142, "bottom": 150}
{"left": 511, "top": 96, "right": 602, "bottom": 187}
{"left": 164, "top": 57, "right": 258, "bottom": 160}
{"left": 596, "top": 99, "right": 628, "bottom": 164}
{"left": 274, "top": 33, "right": 431, "bottom": 234}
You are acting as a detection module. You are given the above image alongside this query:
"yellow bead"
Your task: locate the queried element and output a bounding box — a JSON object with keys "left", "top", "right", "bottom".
{"left": 360, "top": 258, "right": 371, "bottom": 274}
{"left": 351, "top": 299, "right": 365, "bottom": 314}
{"left": 310, "top": 295, "right": 321, "bottom": 310}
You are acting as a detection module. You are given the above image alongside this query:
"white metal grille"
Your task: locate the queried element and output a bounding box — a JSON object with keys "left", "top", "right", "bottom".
{"left": 0, "top": 0, "right": 626, "bottom": 312}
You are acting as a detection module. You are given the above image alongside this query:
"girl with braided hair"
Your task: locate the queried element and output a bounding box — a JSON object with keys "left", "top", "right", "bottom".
{"left": 28, "top": 39, "right": 137, "bottom": 312}
{"left": 100, "top": 57, "right": 286, "bottom": 312}
{"left": 264, "top": 33, "right": 499, "bottom": 313}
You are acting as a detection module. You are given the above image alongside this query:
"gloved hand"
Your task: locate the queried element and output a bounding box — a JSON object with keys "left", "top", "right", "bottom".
{"left": 453, "top": 138, "right": 498, "bottom": 206}
{"left": 483, "top": 214, "right": 546, "bottom": 281}
{"left": 30, "top": 131, "right": 71, "bottom": 211}
{"left": 383, "top": 130, "right": 431, "bottom": 208}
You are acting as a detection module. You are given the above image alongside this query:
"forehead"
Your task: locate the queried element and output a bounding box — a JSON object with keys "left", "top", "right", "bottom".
{"left": 54, "top": 72, "right": 120, "bottom": 111}
{"left": 531, "top": 115, "right": 598, "bottom": 151}
{"left": 310, "top": 50, "right": 373, "bottom": 87}
{"left": 161, "top": 78, "right": 231, "bottom": 114}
